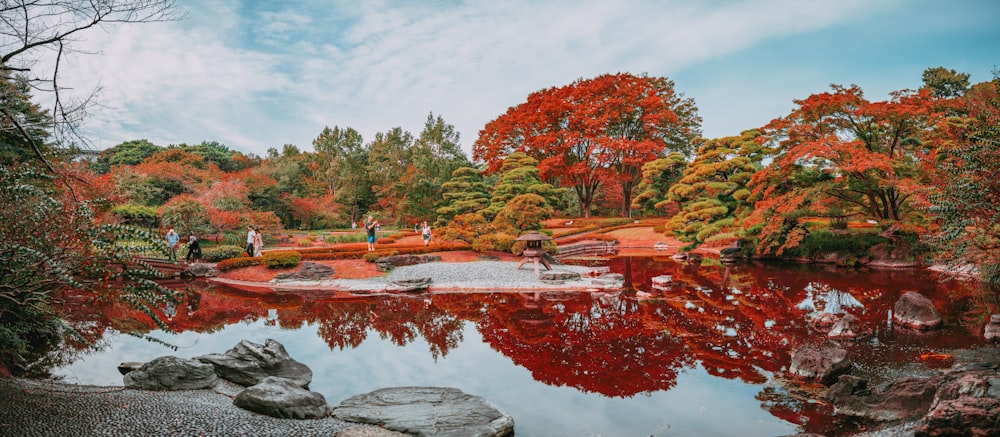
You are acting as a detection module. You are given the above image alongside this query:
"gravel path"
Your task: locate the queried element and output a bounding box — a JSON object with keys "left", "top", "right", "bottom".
{"left": 0, "top": 377, "right": 373, "bottom": 437}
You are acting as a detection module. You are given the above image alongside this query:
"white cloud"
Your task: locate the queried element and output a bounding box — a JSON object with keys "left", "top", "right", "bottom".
{"left": 47, "top": 0, "right": 978, "bottom": 158}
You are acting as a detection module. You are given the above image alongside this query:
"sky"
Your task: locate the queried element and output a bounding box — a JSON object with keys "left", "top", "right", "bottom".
{"left": 58, "top": 0, "right": 1000, "bottom": 158}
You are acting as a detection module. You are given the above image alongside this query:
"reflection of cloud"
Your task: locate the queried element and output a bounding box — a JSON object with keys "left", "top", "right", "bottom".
{"left": 795, "top": 282, "right": 864, "bottom": 314}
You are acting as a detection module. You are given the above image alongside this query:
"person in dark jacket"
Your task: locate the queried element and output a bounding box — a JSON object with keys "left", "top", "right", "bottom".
{"left": 186, "top": 234, "right": 202, "bottom": 262}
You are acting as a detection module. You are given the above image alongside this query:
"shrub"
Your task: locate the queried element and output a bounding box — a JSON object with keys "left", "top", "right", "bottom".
{"left": 216, "top": 257, "right": 260, "bottom": 271}
{"left": 295, "top": 237, "right": 313, "bottom": 247}
{"left": 201, "top": 245, "right": 246, "bottom": 262}
{"left": 262, "top": 250, "right": 302, "bottom": 269}
{"left": 362, "top": 252, "right": 381, "bottom": 262}
{"left": 786, "top": 230, "right": 886, "bottom": 259}
{"left": 472, "top": 233, "right": 516, "bottom": 252}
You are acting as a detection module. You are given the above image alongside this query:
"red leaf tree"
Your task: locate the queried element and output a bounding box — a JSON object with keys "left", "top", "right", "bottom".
{"left": 474, "top": 73, "right": 701, "bottom": 217}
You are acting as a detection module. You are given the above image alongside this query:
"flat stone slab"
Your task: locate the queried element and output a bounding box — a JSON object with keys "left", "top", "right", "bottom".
{"left": 330, "top": 386, "right": 514, "bottom": 437}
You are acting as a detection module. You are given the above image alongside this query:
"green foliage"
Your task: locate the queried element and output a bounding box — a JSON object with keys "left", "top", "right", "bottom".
{"left": 362, "top": 251, "right": 381, "bottom": 262}
{"left": 112, "top": 203, "right": 159, "bottom": 229}
{"left": 201, "top": 245, "right": 246, "bottom": 262}
{"left": 0, "top": 166, "right": 181, "bottom": 374}
{"left": 631, "top": 152, "right": 687, "bottom": 215}
{"left": 784, "top": 230, "right": 886, "bottom": 259}
{"left": 435, "top": 166, "right": 491, "bottom": 227}
{"left": 262, "top": 250, "right": 302, "bottom": 268}
{"left": 91, "top": 139, "right": 163, "bottom": 174}
{"left": 439, "top": 212, "right": 489, "bottom": 243}
{"left": 216, "top": 257, "right": 260, "bottom": 271}
{"left": 493, "top": 193, "right": 553, "bottom": 234}
{"left": 158, "top": 194, "right": 212, "bottom": 236}
{"left": 484, "top": 153, "right": 564, "bottom": 220}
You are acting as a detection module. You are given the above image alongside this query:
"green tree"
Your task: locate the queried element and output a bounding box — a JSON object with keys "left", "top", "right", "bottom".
{"left": 926, "top": 75, "right": 1000, "bottom": 282}
{"left": 922, "top": 66, "right": 971, "bottom": 99}
{"left": 312, "top": 125, "right": 373, "bottom": 224}
{"left": 158, "top": 194, "right": 212, "bottom": 237}
{"left": 366, "top": 127, "right": 414, "bottom": 224}
{"left": 484, "top": 152, "right": 564, "bottom": 220}
{"left": 493, "top": 193, "right": 553, "bottom": 234}
{"left": 435, "top": 167, "right": 491, "bottom": 227}
{"left": 405, "top": 113, "right": 472, "bottom": 221}
{"left": 630, "top": 152, "right": 687, "bottom": 215}
{"left": 665, "top": 130, "right": 765, "bottom": 250}
{"left": 91, "top": 139, "right": 163, "bottom": 174}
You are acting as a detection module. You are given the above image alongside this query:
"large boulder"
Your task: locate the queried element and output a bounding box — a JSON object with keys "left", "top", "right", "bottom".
{"left": 122, "top": 355, "right": 218, "bottom": 390}
{"left": 984, "top": 314, "right": 1000, "bottom": 341}
{"left": 233, "top": 376, "right": 329, "bottom": 419}
{"left": 893, "top": 291, "right": 942, "bottom": 330}
{"left": 827, "top": 374, "right": 943, "bottom": 422}
{"left": 272, "top": 262, "right": 336, "bottom": 282}
{"left": 375, "top": 255, "right": 442, "bottom": 272}
{"left": 828, "top": 314, "right": 864, "bottom": 339}
{"left": 788, "top": 341, "right": 851, "bottom": 383}
{"left": 180, "top": 263, "right": 219, "bottom": 278}
{"left": 330, "top": 386, "right": 515, "bottom": 437}
{"left": 916, "top": 396, "right": 1000, "bottom": 437}
{"left": 195, "top": 339, "right": 312, "bottom": 387}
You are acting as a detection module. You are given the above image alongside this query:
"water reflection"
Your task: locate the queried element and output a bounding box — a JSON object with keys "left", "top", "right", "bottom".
{"left": 50, "top": 258, "right": 999, "bottom": 436}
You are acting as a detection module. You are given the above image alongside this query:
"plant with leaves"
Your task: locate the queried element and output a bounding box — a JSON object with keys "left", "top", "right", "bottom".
{"left": 435, "top": 167, "right": 491, "bottom": 228}
{"left": 924, "top": 76, "right": 1000, "bottom": 282}
{"left": 630, "top": 152, "right": 687, "bottom": 215}
{"left": 404, "top": 113, "right": 472, "bottom": 221}
{"left": 743, "top": 84, "right": 941, "bottom": 255}
{"left": 312, "top": 125, "right": 373, "bottom": 224}
{"left": 474, "top": 73, "right": 701, "bottom": 217}
{"left": 158, "top": 194, "right": 212, "bottom": 237}
{"left": 665, "top": 130, "right": 766, "bottom": 250}
{"left": 493, "top": 193, "right": 554, "bottom": 234}
{"left": 0, "top": 166, "right": 181, "bottom": 374}
{"left": 483, "top": 152, "right": 564, "bottom": 220}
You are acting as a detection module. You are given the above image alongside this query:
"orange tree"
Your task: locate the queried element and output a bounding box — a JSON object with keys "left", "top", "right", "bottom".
{"left": 743, "top": 84, "right": 942, "bottom": 255}
{"left": 925, "top": 76, "right": 1000, "bottom": 282}
{"left": 474, "top": 73, "right": 701, "bottom": 218}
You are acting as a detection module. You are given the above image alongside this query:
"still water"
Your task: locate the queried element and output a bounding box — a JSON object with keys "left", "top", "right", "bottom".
{"left": 52, "top": 257, "right": 999, "bottom": 436}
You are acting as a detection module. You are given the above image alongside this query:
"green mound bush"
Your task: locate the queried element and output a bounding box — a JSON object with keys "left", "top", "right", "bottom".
{"left": 263, "top": 250, "right": 302, "bottom": 269}
{"left": 201, "top": 245, "right": 246, "bottom": 262}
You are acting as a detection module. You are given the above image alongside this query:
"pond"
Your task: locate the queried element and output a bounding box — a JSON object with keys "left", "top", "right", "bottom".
{"left": 50, "top": 257, "right": 999, "bottom": 436}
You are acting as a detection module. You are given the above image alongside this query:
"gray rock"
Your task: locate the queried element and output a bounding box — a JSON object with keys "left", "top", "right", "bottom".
{"left": 893, "top": 291, "right": 942, "bottom": 330}
{"left": 180, "top": 263, "right": 220, "bottom": 278}
{"left": 273, "top": 261, "right": 336, "bottom": 282}
{"left": 233, "top": 376, "right": 329, "bottom": 420}
{"left": 984, "top": 314, "right": 1000, "bottom": 341}
{"left": 123, "top": 355, "right": 218, "bottom": 390}
{"left": 388, "top": 277, "right": 432, "bottom": 292}
{"left": 539, "top": 270, "right": 581, "bottom": 282}
{"left": 828, "top": 314, "right": 864, "bottom": 339}
{"left": 330, "top": 386, "right": 515, "bottom": 437}
{"left": 196, "top": 339, "right": 312, "bottom": 387}
{"left": 789, "top": 341, "right": 851, "bottom": 383}
{"left": 117, "top": 361, "right": 144, "bottom": 375}
{"left": 375, "top": 255, "right": 442, "bottom": 272}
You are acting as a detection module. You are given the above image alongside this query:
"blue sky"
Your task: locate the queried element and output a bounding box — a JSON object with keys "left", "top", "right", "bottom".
{"left": 65, "top": 0, "right": 999, "bottom": 158}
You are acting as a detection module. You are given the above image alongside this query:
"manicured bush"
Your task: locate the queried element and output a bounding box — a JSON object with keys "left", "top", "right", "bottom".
{"left": 472, "top": 233, "right": 516, "bottom": 253}
{"left": 362, "top": 251, "right": 381, "bottom": 262}
{"left": 216, "top": 257, "right": 260, "bottom": 271}
{"left": 201, "top": 245, "right": 247, "bottom": 262}
{"left": 262, "top": 250, "right": 302, "bottom": 269}
{"left": 295, "top": 237, "right": 313, "bottom": 247}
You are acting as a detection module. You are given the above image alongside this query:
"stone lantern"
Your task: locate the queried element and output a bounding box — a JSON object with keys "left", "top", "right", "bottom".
{"left": 515, "top": 231, "right": 553, "bottom": 276}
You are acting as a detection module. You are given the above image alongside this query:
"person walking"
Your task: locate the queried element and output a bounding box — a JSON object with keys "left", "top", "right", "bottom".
{"left": 246, "top": 225, "right": 257, "bottom": 257}
{"left": 165, "top": 227, "right": 179, "bottom": 261}
{"left": 253, "top": 228, "right": 264, "bottom": 257}
{"left": 421, "top": 221, "right": 432, "bottom": 246}
{"left": 185, "top": 234, "right": 201, "bottom": 263}
{"left": 364, "top": 216, "right": 378, "bottom": 251}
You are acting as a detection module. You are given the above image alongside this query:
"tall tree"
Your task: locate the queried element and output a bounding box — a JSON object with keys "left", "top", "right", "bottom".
{"left": 366, "top": 127, "right": 413, "bottom": 224}
{"left": 474, "top": 73, "right": 701, "bottom": 217}
{"left": 925, "top": 75, "right": 1000, "bottom": 282}
{"left": 665, "top": 131, "right": 765, "bottom": 250}
{"left": 631, "top": 152, "right": 687, "bottom": 215}
{"left": 406, "top": 113, "right": 472, "bottom": 221}
{"left": 484, "top": 152, "right": 564, "bottom": 220}
{"left": 435, "top": 167, "right": 491, "bottom": 228}
{"left": 743, "top": 84, "right": 941, "bottom": 255}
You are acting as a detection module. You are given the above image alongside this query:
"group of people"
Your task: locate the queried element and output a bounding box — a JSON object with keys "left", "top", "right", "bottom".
{"left": 164, "top": 227, "right": 202, "bottom": 263}
{"left": 246, "top": 225, "right": 263, "bottom": 257}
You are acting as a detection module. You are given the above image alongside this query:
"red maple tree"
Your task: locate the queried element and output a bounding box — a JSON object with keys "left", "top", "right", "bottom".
{"left": 474, "top": 73, "right": 701, "bottom": 217}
